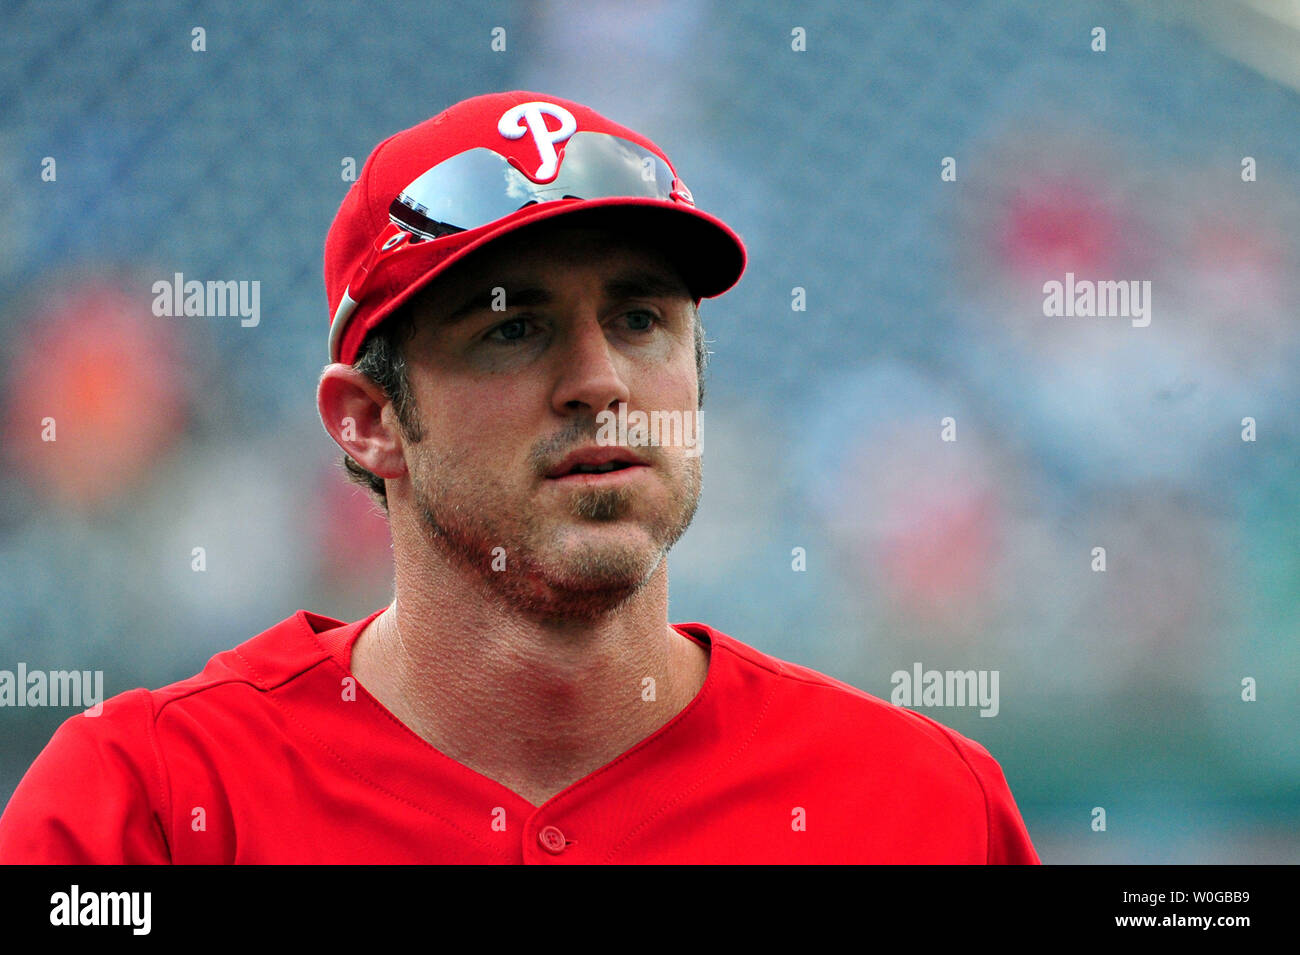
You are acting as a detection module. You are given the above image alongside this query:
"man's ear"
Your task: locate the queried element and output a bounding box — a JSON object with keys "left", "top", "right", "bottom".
{"left": 316, "top": 364, "right": 409, "bottom": 480}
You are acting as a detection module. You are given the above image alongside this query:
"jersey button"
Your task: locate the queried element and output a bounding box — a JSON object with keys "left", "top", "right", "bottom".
{"left": 537, "top": 825, "right": 567, "bottom": 854}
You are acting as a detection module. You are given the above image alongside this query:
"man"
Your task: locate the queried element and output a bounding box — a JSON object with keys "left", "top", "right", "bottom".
{"left": 0, "top": 92, "right": 1039, "bottom": 863}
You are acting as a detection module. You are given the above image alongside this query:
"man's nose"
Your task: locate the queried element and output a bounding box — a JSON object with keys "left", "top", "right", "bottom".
{"left": 550, "top": 311, "right": 630, "bottom": 415}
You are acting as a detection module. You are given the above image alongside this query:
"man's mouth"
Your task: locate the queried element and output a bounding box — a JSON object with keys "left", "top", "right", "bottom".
{"left": 545, "top": 447, "right": 650, "bottom": 480}
{"left": 566, "top": 461, "right": 634, "bottom": 474}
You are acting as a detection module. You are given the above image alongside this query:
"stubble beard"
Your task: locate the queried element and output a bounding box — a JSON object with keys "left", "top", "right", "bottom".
{"left": 408, "top": 438, "right": 702, "bottom": 622}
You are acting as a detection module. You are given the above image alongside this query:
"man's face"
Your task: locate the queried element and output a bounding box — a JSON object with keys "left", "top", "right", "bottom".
{"left": 394, "top": 222, "right": 703, "bottom": 620}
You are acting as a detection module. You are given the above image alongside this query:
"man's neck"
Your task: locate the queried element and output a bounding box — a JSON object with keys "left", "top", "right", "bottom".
{"left": 350, "top": 555, "right": 709, "bottom": 807}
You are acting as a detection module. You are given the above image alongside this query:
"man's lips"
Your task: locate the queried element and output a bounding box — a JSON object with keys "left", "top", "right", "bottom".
{"left": 546, "top": 465, "right": 650, "bottom": 486}
{"left": 545, "top": 446, "right": 650, "bottom": 480}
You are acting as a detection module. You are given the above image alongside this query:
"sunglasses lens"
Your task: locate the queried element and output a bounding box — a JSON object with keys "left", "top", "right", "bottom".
{"left": 390, "top": 133, "right": 677, "bottom": 240}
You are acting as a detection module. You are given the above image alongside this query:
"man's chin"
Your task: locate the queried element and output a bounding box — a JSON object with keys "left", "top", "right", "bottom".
{"left": 411, "top": 456, "right": 698, "bottom": 621}
{"left": 515, "top": 536, "right": 665, "bottom": 619}
{"left": 496, "top": 556, "right": 660, "bottom": 623}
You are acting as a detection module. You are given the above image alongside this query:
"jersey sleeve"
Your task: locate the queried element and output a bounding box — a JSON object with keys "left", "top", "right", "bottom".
{"left": 947, "top": 732, "right": 1041, "bottom": 864}
{"left": 0, "top": 689, "right": 173, "bottom": 864}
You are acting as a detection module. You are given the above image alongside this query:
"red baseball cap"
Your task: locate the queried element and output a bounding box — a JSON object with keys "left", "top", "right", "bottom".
{"left": 324, "top": 91, "right": 747, "bottom": 365}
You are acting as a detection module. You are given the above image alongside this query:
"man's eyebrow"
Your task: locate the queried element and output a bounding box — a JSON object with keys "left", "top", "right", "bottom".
{"left": 443, "top": 285, "right": 553, "bottom": 324}
{"left": 440, "top": 269, "right": 689, "bottom": 326}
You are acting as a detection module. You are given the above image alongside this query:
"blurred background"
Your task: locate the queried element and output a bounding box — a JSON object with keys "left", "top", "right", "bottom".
{"left": 1, "top": 0, "right": 1297, "bottom": 863}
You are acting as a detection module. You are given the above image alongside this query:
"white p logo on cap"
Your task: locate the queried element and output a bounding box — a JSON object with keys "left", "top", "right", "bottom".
{"left": 497, "top": 101, "right": 578, "bottom": 181}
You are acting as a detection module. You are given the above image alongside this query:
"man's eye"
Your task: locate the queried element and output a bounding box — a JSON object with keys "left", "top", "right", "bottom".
{"left": 624, "top": 310, "right": 658, "bottom": 331}
{"left": 488, "top": 317, "right": 531, "bottom": 342}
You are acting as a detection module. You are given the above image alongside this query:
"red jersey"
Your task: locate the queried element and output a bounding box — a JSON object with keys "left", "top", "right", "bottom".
{"left": 0, "top": 609, "right": 1040, "bottom": 864}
